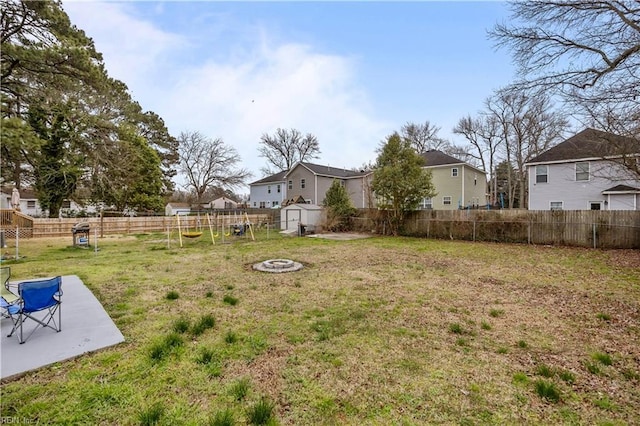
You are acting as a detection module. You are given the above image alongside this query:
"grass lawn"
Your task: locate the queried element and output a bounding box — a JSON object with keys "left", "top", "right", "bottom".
{"left": 1, "top": 231, "right": 639, "bottom": 425}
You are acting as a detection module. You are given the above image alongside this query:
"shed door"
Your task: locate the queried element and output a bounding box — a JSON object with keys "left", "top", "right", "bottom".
{"left": 286, "top": 209, "right": 301, "bottom": 231}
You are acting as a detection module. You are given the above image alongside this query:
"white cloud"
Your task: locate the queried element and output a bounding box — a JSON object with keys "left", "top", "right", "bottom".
{"left": 63, "top": 2, "right": 391, "bottom": 187}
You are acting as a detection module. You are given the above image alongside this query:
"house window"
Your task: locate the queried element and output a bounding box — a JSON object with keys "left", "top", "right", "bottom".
{"left": 550, "top": 201, "right": 563, "bottom": 211}
{"left": 443, "top": 196, "right": 452, "bottom": 205}
{"left": 422, "top": 198, "right": 433, "bottom": 209}
{"left": 253, "top": 202, "right": 257, "bottom": 207}
{"left": 536, "top": 165, "right": 548, "bottom": 183}
{"left": 62, "top": 200, "right": 71, "bottom": 209}
{"left": 273, "top": 201, "right": 279, "bottom": 207}
{"left": 301, "top": 179, "right": 306, "bottom": 189}
{"left": 288, "top": 180, "right": 293, "bottom": 190}
{"left": 451, "top": 168, "right": 459, "bottom": 177}
{"left": 277, "top": 184, "right": 281, "bottom": 193}
{"left": 590, "top": 202, "right": 602, "bottom": 210}
{"left": 576, "top": 162, "right": 590, "bottom": 181}
{"left": 27, "top": 200, "right": 36, "bottom": 209}
{"left": 259, "top": 201, "right": 266, "bottom": 208}
{"left": 267, "top": 186, "right": 271, "bottom": 194}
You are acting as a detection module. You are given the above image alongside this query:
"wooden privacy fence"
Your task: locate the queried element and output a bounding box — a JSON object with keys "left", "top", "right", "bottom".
{"left": 353, "top": 209, "right": 640, "bottom": 249}
{"left": 2, "top": 213, "right": 276, "bottom": 239}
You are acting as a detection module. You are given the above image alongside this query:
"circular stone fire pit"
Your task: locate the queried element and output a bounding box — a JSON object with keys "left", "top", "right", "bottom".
{"left": 253, "top": 259, "right": 303, "bottom": 273}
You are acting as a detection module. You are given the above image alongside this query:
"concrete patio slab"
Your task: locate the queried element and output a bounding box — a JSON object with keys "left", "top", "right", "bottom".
{"left": 0, "top": 275, "right": 124, "bottom": 380}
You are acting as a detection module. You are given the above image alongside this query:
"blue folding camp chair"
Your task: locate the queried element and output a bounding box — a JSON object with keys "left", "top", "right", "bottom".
{"left": 7, "top": 276, "right": 62, "bottom": 344}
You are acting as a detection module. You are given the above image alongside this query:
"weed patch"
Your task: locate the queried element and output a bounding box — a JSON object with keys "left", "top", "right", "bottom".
{"left": 534, "top": 380, "right": 560, "bottom": 403}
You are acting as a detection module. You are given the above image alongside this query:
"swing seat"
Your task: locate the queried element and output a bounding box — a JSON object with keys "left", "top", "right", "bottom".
{"left": 182, "top": 231, "right": 202, "bottom": 238}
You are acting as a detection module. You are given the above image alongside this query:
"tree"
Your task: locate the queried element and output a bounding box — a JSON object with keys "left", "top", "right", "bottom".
{"left": 322, "top": 179, "right": 357, "bottom": 232}
{"left": 178, "top": 131, "right": 251, "bottom": 204}
{"left": 400, "top": 120, "right": 451, "bottom": 154}
{"left": 484, "top": 89, "right": 569, "bottom": 208}
{"left": 258, "top": 128, "right": 320, "bottom": 176}
{"left": 453, "top": 115, "right": 502, "bottom": 203}
{"left": 491, "top": 0, "right": 640, "bottom": 175}
{"left": 371, "top": 133, "right": 435, "bottom": 235}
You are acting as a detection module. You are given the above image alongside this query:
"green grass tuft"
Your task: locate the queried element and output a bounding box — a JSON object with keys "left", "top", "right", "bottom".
{"left": 449, "top": 323, "right": 464, "bottom": 334}
{"left": 138, "top": 402, "right": 164, "bottom": 426}
{"left": 512, "top": 372, "right": 529, "bottom": 384}
{"left": 480, "top": 320, "right": 492, "bottom": 330}
{"left": 535, "top": 363, "right": 554, "bottom": 378}
{"left": 517, "top": 340, "right": 528, "bottom": 348}
{"left": 596, "top": 312, "right": 611, "bottom": 321}
{"left": 165, "top": 290, "right": 179, "bottom": 300}
{"left": 149, "top": 333, "right": 184, "bottom": 362}
{"left": 247, "top": 397, "right": 275, "bottom": 425}
{"left": 172, "top": 317, "right": 190, "bottom": 334}
{"left": 223, "top": 295, "right": 239, "bottom": 306}
{"left": 230, "top": 377, "right": 251, "bottom": 401}
{"left": 192, "top": 314, "right": 216, "bottom": 336}
{"left": 196, "top": 347, "right": 216, "bottom": 365}
{"left": 489, "top": 309, "right": 504, "bottom": 318}
{"left": 209, "top": 408, "right": 235, "bottom": 426}
{"left": 559, "top": 370, "right": 576, "bottom": 384}
{"left": 225, "top": 330, "right": 238, "bottom": 344}
{"left": 591, "top": 352, "right": 613, "bottom": 366}
{"left": 534, "top": 380, "right": 560, "bottom": 403}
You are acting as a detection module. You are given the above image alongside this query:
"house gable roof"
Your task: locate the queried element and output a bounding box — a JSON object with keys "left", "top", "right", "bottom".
{"left": 250, "top": 170, "right": 287, "bottom": 185}
{"left": 285, "top": 162, "right": 369, "bottom": 179}
{"left": 602, "top": 184, "right": 640, "bottom": 194}
{"left": 527, "top": 128, "right": 640, "bottom": 165}
{"left": 420, "top": 150, "right": 486, "bottom": 174}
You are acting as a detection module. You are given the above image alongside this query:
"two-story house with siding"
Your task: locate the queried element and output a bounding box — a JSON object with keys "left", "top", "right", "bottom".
{"left": 249, "top": 163, "right": 373, "bottom": 209}
{"left": 248, "top": 170, "right": 287, "bottom": 209}
{"left": 526, "top": 128, "right": 640, "bottom": 210}
{"left": 418, "top": 150, "right": 488, "bottom": 210}
{"left": 283, "top": 162, "right": 373, "bottom": 208}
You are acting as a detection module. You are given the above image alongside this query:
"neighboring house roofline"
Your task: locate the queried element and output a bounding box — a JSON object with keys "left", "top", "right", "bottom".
{"left": 420, "top": 150, "right": 486, "bottom": 175}
{"left": 249, "top": 170, "right": 287, "bottom": 185}
{"left": 283, "top": 162, "right": 370, "bottom": 180}
{"left": 526, "top": 153, "right": 639, "bottom": 167}
{"left": 528, "top": 128, "right": 640, "bottom": 164}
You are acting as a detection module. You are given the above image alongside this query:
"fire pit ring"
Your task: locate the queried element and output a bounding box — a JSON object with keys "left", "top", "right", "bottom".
{"left": 253, "top": 259, "right": 303, "bottom": 273}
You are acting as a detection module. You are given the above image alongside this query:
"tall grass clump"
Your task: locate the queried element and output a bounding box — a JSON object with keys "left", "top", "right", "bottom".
{"left": 192, "top": 314, "right": 216, "bottom": 336}
{"left": 166, "top": 290, "right": 179, "bottom": 300}
{"left": 223, "top": 295, "right": 239, "bottom": 306}
{"left": 172, "top": 317, "right": 190, "bottom": 334}
{"left": 149, "top": 333, "right": 184, "bottom": 362}
{"left": 209, "top": 408, "right": 235, "bottom": 426}
{"left": 231, "top": 377, "right": 251, "bottom": 401}
{"left": 247, "top": 397, "right": 275, "bottom": 425}
{"left": 138, "top": 402, "right": 165, "bottom": 425}
{"left": 591, "top": 352, "right": 613, "bottom": 366}
{"left": 534, "top": 380, "right": 560, "bottom": 403}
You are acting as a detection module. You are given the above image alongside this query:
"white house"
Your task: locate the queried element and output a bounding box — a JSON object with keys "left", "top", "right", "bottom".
{"left": 526, "top": 128, "right": 640, "bottom": 210}
{"left": 1, "top": 187, "right": 96, "bottom": 217}
{"left": 249, "top": 170, "right": 287, "bottom": 209}
{"left": 208, "top": 197, "right": 238, "bottom": 210}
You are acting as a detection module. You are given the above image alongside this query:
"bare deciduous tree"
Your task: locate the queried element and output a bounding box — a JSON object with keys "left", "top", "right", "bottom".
{"left": 485, "top": 89, "right": 569, "bottom": 208}
{"left": 491, "top": 0, "right": 640, "bottom": 176}
{"left": 258, "top": 128, "right": 320, "bottom": 176}
{"left": 400, "top": 121, "right": 450, "bottom": 154}
{"left": 453, "top": 115, "right": 502, "bottom": 203}
{"left": 178, "top": 131, "right": 251, "bottom": 204}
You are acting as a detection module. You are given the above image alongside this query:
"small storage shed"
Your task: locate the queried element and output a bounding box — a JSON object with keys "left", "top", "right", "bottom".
{"left": 165, "top": 203, "right": 191, "bottom": 216}
{"left": 280, "top": 203, "right": 323, "bottom": 233}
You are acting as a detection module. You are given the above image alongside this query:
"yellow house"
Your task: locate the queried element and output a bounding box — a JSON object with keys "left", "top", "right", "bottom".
{"left": 419, "top": 150, "right": 487, "bottom": 210}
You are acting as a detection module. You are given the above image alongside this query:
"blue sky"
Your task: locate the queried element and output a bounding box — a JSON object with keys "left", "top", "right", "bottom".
{"left": 63, "top": 1, "right": 516, "bottom": 189}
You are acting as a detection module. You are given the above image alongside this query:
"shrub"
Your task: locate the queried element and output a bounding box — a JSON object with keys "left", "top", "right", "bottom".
{"left": 247, "top": 397, "right": 275, "bottom": 425}
{"left": 534, "top": 380, "right": 560, "bottom": 403}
